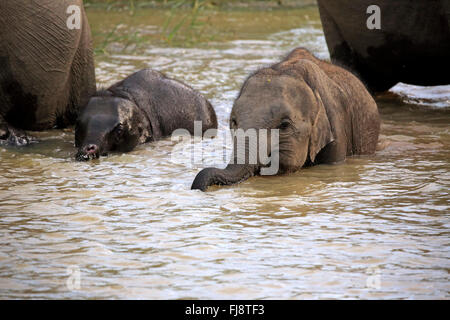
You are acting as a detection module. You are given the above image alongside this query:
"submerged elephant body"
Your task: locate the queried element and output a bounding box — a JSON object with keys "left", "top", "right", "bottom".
{"left": 0, "top": 0, "right": 96, "bottom": 145}
{"left": 192, "top": 48, "right": 380, "bottom": 191}
{"left": 75, "top": 68, "right": 217, "bottom": 160}
{"left": 317, "top": 0, "right": 450, "bottom": 92}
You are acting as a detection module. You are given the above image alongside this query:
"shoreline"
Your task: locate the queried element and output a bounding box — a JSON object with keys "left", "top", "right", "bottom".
{"left": 84, "top": 0, "right": 318, "bottom": 10}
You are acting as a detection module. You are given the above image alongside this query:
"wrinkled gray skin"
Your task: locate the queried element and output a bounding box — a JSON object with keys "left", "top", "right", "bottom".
{"left": 75, "top": 68, "right": 218, "bottom": 161}
{"left": 0, "top": 0, "right": 96, "bottom": 145}
{"left": 192, "top": 48, "right": 380, "bottom": 191}
{"left": 317, "top": 0, "right": 450, "bottom": 92}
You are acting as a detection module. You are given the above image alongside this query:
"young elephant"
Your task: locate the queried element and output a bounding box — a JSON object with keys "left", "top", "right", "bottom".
{"left": 75, "top": 69, "right": 217, "bottom": 161}
{"left": 192, "top": 48, "right": 380, "bottom": 191}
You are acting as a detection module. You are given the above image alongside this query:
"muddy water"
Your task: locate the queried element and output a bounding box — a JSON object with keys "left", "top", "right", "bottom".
{"left": 1, "top": 7, "right": 449, "bottom": 299}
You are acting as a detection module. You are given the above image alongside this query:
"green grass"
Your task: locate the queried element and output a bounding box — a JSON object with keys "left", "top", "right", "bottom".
{"left": 83, "top": 0, "right": 316, "bottom": 9}
{"left": 89, "top": 1, "right": 216, "bottom": 54}
{"left": 85, "top": 1, "right": 319, "bottom": 55}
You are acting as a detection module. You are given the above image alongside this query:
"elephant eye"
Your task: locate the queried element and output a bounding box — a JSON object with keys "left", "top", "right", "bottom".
{"left": 278, "top": 119, "right": 291, "bottom": 130}
{"left": 114, "top": 124, "right": 124, "bottom": 136}
{"left": 230, "top": 117, "right": 237, "bottom": 128}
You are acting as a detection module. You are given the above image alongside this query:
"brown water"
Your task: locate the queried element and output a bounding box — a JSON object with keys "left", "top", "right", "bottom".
{"left": 0, "top": 7, "right": 449, "bottom": 299}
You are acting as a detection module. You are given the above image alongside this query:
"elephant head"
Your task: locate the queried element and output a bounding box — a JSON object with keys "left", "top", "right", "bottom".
{"left": 191, "top": 59, "right": 337, "bottom": 191}
{"left": 75, "top": 92, "right": 151, "bottom": 161}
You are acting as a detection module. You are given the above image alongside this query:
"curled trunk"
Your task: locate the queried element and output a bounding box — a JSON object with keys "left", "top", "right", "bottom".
{"left": 191, "top": 164, "right": 257, "bottom": 191}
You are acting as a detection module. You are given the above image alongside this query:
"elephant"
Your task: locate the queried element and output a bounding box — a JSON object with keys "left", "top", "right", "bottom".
{"left": 317, "top": 0, "right": 450, "bottom": 93}
{"left": 75, "top": 68, "right": 218, "bottom": 161}
{"left": 0, "top": 0, "right": 96, "bottom": 145}
{"left": 191, "top": 48, "right": 380, "bottom": 191}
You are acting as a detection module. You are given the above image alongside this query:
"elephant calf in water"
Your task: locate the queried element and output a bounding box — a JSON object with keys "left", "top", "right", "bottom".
{"left": 75, "top": 68, "right": 217, "bottom": 161}
{"left": 192, "top": 48, "right": 380, "bottom": 191}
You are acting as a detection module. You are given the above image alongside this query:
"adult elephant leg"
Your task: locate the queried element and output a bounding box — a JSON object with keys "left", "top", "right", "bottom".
{"left": 0, "top": 0, "right": 96, "bottom": 133}
{"left": 63, "top": 3, "right": 96, "bottom": 127}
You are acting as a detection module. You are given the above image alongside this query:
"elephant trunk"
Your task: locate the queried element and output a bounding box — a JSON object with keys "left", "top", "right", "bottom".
{"left": 192, "top": 125, "right": 273, "bottom": 191}
{"left": 191, "top": 163, "right": 258, "bottom": 191}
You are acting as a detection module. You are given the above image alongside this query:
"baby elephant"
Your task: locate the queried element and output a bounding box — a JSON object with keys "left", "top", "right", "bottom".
{"left": 75, "top": 69, "right": 217, "bottom": 161}
{"left": 192, "top": 48, "right": 380, "bottom": 191}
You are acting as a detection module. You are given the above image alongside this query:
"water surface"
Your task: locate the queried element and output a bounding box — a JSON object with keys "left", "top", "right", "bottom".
{"left": 0, "top": 7, "right": 449, "bottom": 299}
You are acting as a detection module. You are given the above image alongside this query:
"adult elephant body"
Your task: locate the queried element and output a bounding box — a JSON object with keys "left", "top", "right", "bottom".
{"left": 0, "top": 0, "right": 96, "bottom": 145}
{"left": 192, "top": 48, "right": 380, "bottom": 191}
{"left": 317, "top": 0, "right": 450, "bottom": 92}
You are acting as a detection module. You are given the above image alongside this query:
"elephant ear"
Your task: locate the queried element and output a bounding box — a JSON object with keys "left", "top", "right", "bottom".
{"left": 308, "top": 90, "right": 334, "bottom": 163}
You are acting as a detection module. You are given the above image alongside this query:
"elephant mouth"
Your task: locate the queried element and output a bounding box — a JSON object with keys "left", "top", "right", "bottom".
{"left": 75, "top": 143, "right": 106, "bottom": 161}
{"left": 75, "top": 151, "right": 100, "bottom": 161}
{"left": 75, "top": 147, "right": 104, "bottom": 161}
